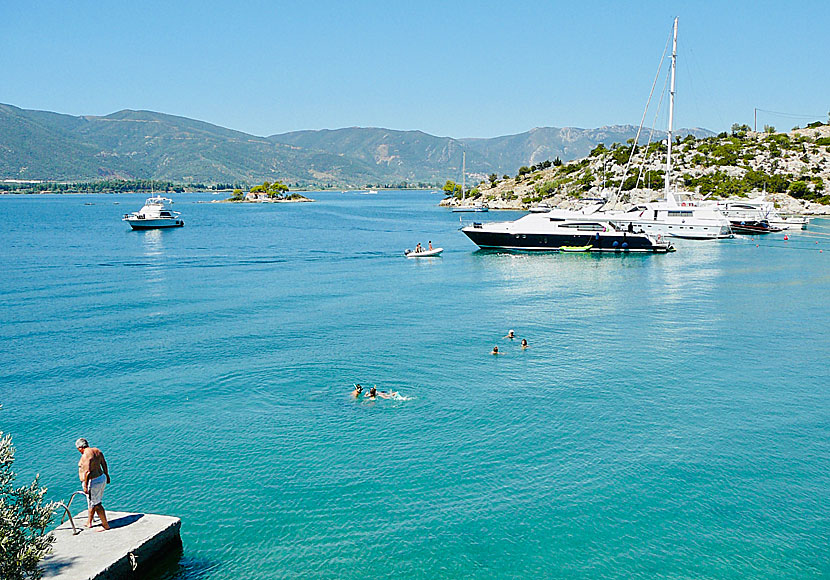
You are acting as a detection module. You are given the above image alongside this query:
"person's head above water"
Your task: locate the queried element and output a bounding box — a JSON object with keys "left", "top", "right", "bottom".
{"left": 368, "top": 387, "right": 377, "bottom": 396}
{"left": 492, "top": 346, "right": 499, "bottom": 354}
{"left": 521, "top": 338, "right": 527, "bottom": 346}
{"left": 508, "top": 329, "right": 515, "bottom": 337}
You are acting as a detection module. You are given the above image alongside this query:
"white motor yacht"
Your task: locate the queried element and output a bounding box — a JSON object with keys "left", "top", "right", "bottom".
{"left": 123, "top": 196, "right": 184, "bottom": 229}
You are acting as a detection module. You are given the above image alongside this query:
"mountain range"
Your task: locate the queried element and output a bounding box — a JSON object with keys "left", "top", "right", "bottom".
{"left": 0, "top": 103, "right": 713, "bottom": 187}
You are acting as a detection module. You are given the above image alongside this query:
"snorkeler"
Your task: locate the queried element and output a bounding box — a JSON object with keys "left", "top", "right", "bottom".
{"left": 504, "top": 329, "right": 515, "bottom": 339}
{"left": 365, "top": 386, "right": 377, "bottom": 399}
{"left": 352, "top": 384, "right": 363, "bottom": 398}
{"left": 376, "top": 390, "right": 400, "bottom": 399}
{"left": 492, "top": 346, "right": 500, "bottom": 355}
{"left": 521, "top": 338, "right": 528, "bottom": 349}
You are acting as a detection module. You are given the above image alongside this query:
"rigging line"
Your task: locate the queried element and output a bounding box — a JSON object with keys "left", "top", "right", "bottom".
{"left": 685, "top": 46, "right": 727, "bottom": 131}
{"left": 636, "top": 66, "right": 671, "bottom": 191}
{"left": 755, "top": 108, "right": 826, "bottom": 119}
{"left": 613, "top": 23, "right": 672, "bottom": 204}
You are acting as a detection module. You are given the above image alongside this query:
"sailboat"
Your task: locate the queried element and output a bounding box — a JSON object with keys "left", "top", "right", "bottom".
{"left": 452, "top": 151, "right": 488, "bottom": 212}
{"left": 541, "top": 18, "right": 733, "bottom": 239}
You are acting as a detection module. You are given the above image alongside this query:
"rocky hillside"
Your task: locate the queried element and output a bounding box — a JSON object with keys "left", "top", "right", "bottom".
{"left": 442, "top": 125, "right": 830, "bottom": 215}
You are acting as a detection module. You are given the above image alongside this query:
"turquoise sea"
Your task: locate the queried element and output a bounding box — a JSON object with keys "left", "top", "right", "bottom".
{"left": 1, "top": 191, "right": 829, "bottom": 579}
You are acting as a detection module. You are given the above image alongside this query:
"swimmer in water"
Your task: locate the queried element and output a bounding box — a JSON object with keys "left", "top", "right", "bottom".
{"left": 365, "top": 386, "right": 377, "bottom": 399}
{"left": 504, "top": 329, "right": 515, "bottom": 339}
{"left": 376, "top": 390, "right": 400, "bottom": 399}
{"left": 521, "top": 338, "right": 528, "bottom": 349}
{"left": 352, "top": 384, "right": 363, "bottom": 398}
{"left": 492, "top": 346, "right": 500, "bottom": 355}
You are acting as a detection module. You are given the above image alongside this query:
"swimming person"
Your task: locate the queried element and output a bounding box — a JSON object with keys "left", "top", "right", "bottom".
{"left": 376, "top": 390, "right": 400, "bottom": 399}
{"left": 366, "top": 386, "right": 377, "bottom": 399}
{"left": 352, "top": 384, "right": 363, "bottom": 398}
{"left": 492, "top": 346, "right": 500, "bottom": 355}
{"left": 521, "top": 338, "right": 529, "bottom": 349}
{"left": 504, "top": 329, "right": 515, "bottom": 339}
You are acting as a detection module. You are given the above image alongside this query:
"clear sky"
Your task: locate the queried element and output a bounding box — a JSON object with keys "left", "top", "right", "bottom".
{"left": 2, "top": 0, "right": 828, "bottom": 138}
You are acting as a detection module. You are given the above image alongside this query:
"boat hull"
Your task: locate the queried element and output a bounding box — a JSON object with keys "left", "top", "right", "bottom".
{"left": 462, "top": 229, "right": 671, "bottom": 253}
{"left": 729, "top": 220, "right": 781, "bottom": 234}
{"left": 126, "top": 219, "right": 184, "bottom": 230}
{"left": 405, "top": 248, "right": 444, "bottom": 257}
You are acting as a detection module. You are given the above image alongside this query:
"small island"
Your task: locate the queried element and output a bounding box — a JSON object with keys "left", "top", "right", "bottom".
{"left": 220, "top": 180, "right": 315, "bottom": 203}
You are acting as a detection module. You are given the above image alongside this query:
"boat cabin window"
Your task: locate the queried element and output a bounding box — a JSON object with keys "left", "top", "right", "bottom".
{"left": 548, "top": 217, "right": 566, "bottom": 222}
{"left": 561, "top": 223, "right": 606, "bottom": 231}
{"left": 667, "top": 210, "right": 693, "bottom": 217}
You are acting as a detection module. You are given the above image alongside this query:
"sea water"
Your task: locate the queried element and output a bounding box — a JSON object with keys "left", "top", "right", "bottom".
{"left": 1, "top": 191, "right": 828, "bottom": 579}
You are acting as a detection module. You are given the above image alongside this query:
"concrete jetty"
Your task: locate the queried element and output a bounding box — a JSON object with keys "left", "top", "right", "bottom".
{"left": 40, "top": 511, "right": 181, "bottom": 579}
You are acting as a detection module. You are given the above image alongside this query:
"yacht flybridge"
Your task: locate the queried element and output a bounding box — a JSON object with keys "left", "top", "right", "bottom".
{"left": 123, "top": 196, "right": 184, "bottom": 229}
{"left": 461, "top": 213, "right": 674, "bottom": 253}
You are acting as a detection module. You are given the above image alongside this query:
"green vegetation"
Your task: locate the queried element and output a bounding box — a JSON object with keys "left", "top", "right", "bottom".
{"left": 443, "top": 180, "right": 462, "bottom": 197}
{"left": 250, "top": 180, "right": 289, "bottom": 198}
{"left": 1, "top": 406, "right": 55, "bottom": 580}
{"left": 0, "top": 179, "right": 195, "bottom": 194}
{"left": 683, "top": 169, "right": 828, "bottom": 203}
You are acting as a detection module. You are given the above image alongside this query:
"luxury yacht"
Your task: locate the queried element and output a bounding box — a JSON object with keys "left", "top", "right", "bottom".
{"left": 123, "top": 196, "right": 184, "bottom": 229}
{"left": 461, "top": 213, "right": 674, "bottom": 253}
{"left": 609, "top": 201, "right": 734, "bottom": 239}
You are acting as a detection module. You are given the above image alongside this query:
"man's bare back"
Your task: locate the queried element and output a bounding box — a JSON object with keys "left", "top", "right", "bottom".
{"left": 78, "top": 447, "right": 106, "bottom": 483}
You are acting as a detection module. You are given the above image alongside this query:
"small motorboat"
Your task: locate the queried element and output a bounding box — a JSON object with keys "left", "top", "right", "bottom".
{"left": 559, "top": 245, "right": 593, "bottom": 253}
{"left": 451, "top": 205, "right": 489, "bottom": 212}
{"left": 405, "top": 247, "right": 443, "bottom": 258}
{"left": 123, "top": 196, "right": 184, "bottom": 229}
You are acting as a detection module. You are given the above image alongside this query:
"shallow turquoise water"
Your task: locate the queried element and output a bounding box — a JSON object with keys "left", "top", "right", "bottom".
{"left": 1, "top": 191, "right": 829, "bottom": 579}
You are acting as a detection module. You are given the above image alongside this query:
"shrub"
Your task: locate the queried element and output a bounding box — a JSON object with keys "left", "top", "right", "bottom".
{"left": 1, "top": 409, "right": 55, "bottom": 580}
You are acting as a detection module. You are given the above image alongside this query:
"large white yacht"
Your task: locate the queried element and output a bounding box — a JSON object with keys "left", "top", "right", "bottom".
{"left": 123, "top": 196, "right": 184, "bottom": 229}
{"left": 461, "top": 213, "right": 674, "bottom": 253}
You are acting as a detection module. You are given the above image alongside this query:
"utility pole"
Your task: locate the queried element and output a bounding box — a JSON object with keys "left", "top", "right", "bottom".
{"left": 754, "top": 108, "right": 757, "bottom": 133}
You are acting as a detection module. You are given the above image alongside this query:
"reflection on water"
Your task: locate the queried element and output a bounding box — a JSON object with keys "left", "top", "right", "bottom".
{"left": 140, "top": 228, "right": 168, "bottom": 303}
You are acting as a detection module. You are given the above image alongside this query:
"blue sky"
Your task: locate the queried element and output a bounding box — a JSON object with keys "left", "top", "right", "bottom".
{"left": 2, "top": 0, "right": 828, "bottom": 137}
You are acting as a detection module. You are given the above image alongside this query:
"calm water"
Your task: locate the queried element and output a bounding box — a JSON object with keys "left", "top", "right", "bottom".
{"left": 1, "top": 191, "right": 829, "bottom": 579}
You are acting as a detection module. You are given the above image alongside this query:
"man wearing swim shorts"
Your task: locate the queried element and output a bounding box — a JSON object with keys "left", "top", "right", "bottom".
{"left": 76, "top": 438, "right": 111, "bottom": 530}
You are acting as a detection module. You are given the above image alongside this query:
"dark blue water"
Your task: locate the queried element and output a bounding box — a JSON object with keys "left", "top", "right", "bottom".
{"left": 1, "top": 191, "right": 829, "bottom": 579}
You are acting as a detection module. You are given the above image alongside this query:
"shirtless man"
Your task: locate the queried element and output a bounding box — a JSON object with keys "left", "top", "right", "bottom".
{"left": 76, "top": 438, "right": 111, "bottom": 530}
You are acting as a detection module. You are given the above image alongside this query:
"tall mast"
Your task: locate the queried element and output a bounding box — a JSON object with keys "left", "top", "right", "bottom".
{"left": 462, "top": 150, "right": 466, "bottom": 201}
{"left": 664, "top": 17, "right": 678, "bottom": 201}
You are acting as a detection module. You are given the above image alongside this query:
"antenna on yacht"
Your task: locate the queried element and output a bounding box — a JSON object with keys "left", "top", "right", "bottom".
{"left": 664, "top": 17, "right": 678, "bottom": 206}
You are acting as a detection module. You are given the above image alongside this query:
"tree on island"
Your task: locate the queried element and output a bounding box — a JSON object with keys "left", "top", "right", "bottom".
{"left": 0, "top": 406, "right": 55, "bottom": 580}
{"left": 443, "top": 180, "right": 462, "bottom": 197}
{"left": 250, "top": 180, "right": 290, "bottom": 199}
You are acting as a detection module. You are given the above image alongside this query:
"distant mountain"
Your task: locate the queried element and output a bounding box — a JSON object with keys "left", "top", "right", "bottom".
{"left": 0, "top": 103, "right": 714, "bottom": 186}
